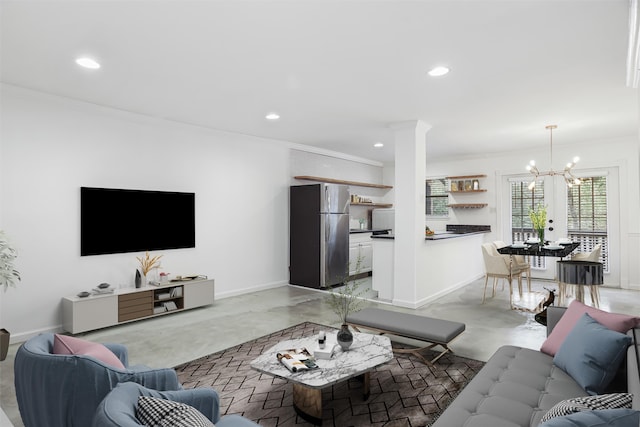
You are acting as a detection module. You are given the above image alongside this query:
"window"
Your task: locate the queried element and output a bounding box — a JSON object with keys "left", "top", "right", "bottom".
{"left": 426, "top": 178, "right": 448, "bottom": 217}
{"left": 510, "top": 180, "right": 546, "bottom": 268}
{"left": 567, "top": 176, "right": 609, "bottom": 272}
{"left": 510, "top": 181, "right": 544, "bottom": 240}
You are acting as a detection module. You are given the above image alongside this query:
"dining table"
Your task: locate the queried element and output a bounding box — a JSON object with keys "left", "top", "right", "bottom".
{"left": 496, "top": 241, "right": 580, "bottom": 258}
{"left": 496, "top": 241, "right": 580, "bottom": 311}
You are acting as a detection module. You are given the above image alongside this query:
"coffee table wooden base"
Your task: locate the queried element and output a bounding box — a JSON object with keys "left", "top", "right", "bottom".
{"left": 292, "top": 384, "right": 322, "bottom": 424}
{"left": 292, "top": 372, "right": 371, "bottom": 425}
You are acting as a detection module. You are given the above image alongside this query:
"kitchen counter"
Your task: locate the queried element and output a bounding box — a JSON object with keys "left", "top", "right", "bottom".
{"left": 425, "top": 230, "right": 489, "bottom": 240}
{"left": 370, "top": 230, "right": 489, "bottom": 240}
{"left": 371, "top": 226, "right": 487, "bottom": 306}
{"left": 349, "top": 229, "right": 391, "bottom": 235}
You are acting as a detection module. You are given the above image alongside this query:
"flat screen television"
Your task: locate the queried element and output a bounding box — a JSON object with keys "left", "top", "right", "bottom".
{"left": 81, "top": 187, "right": 195, "bottom": 256}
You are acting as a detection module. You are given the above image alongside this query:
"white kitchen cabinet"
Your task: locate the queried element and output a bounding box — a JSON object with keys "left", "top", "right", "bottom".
{"left": 349, "top": 232, "right": 373, "bottom": 275}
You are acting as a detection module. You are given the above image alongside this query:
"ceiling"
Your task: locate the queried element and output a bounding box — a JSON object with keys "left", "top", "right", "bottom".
{"left": 1, "top": 0, "right": 637, "bottom": 164}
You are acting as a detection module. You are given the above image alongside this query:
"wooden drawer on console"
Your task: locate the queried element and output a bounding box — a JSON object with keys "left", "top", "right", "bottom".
{"left": 118, "top": 291, "right": 153, "bottom": 322}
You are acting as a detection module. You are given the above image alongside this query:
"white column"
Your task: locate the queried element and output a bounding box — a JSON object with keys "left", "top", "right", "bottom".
{"left": 391, "top": 120, "right": 431, "bottom": 307}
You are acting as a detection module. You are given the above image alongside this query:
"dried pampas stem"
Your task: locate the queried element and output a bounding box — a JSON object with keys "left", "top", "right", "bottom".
{"left": 136, "top": 251, "right": 163, "bottom": 276}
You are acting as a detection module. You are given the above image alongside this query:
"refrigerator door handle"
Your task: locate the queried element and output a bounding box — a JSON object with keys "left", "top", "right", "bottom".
{"left": 320, "top": 216, "right": 327, "bottom": 286}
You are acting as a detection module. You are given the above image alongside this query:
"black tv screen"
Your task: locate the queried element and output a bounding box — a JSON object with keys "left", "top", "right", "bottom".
{"left": 81, "top": 187, "right": 195, "bottom": 256}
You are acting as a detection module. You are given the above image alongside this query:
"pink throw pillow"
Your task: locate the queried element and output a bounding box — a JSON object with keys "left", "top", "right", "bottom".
{"left": 540, "top": 301, "right": 640, "bottom": 356}
{"left": 53, "top": 334, "right": 126, "bottom": 369}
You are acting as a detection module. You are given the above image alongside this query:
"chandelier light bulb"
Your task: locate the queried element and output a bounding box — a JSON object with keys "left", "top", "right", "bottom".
{"left": 528, "top": 181, "right": 536, "bottom": 190}
{"left": 529, "top": 160, "right": 536, "bottom": 166}
{"left": 573, "top": 156, "right": 580, "bottom": 163}
{"left": 574, "top": 178, "right": 581, "bottom": 185}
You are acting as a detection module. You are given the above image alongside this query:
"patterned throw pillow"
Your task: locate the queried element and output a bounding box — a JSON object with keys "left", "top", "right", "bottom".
{"left": 541, "top": 393, "right": 633, "bottom": 423}
{"left": 136, "top": 396, "right": 215, "bottom": 427}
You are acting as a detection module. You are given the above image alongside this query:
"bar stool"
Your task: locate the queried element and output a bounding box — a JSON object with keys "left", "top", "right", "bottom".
{"left": 558, "top": 244, "right": 602, "bottom": 304}
{"left": 557, "top": 260, "right": 604, "bottom": 307}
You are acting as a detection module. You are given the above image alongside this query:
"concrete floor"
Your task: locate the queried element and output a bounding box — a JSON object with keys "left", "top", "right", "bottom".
{"left": 1, "top": 278, "right": 639, "bottom": 427}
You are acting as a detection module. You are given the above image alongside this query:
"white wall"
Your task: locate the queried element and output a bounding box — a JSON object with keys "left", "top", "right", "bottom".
{"left": 0, "top": 84, "right": 295, "bottom": 341}
{"left": 0, "top": 85, "right": 391, "bottom": 342}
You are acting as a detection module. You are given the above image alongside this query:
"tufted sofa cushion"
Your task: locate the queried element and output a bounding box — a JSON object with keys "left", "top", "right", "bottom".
{"left": 432, "top": 345, "right": 588, "bottom": 427}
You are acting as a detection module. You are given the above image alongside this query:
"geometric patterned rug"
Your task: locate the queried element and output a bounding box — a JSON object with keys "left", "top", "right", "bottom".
{"left": 175, "top": 322, "right": 484, "bottom": 427}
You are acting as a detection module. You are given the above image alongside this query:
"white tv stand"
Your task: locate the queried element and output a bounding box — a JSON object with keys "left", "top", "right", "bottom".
{"left": 62, "top": 278, "right": 214, "bottom": 334}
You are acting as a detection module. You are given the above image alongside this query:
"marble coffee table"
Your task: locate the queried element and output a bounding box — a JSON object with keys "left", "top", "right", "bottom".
{"left": 250, "top": 331, "right": 393, "bottom": 424}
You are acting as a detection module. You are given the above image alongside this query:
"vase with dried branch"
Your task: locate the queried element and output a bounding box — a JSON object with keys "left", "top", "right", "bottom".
{"left": 136, "top": 251, "right": 163, "bottom": 285}
{"left": 326, "top": 255, "right": 366, "bottom": 350}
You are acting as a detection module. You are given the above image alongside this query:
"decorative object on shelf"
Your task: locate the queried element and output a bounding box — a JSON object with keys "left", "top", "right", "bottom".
{"left": 160, "top": 272, "right": 170, "bottom": 283}
{"left": 450, "top": 181, "right": 458, "bottom": 192}
{"left": 529, "top": 204, "right": 548, "bottom": 245}
{"left": 136, "top": 251, "right": 163, "bottom": 284}
{"left": 473, "top": 179, "right": 480, "bottom": 190}
{"left": 326, "top": 256, "right": 366, "bottom": 351}
{"left": 77, "top": 291, "right": 91, "bottom": 298}
{"left": 464, "top": 180, "right": 472, "bottom": 191}
{"left": 135, "top": 269, "right": 142, "bottom": 288}
{"left": 526, "top": 125, "right": 581, "bottom": 190}
{"left": 425, "top": 226, "right": 434, "bottom": 236}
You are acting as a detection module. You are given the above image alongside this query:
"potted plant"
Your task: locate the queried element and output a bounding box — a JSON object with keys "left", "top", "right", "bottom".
{"left": 529, "top": 204, "right": 548, "bottom": 245}
{"left": 0, "top": 229, "right": 21, "bottom": 361}
{"left": 326, "top": 256, "right": 366, "bottom": 350}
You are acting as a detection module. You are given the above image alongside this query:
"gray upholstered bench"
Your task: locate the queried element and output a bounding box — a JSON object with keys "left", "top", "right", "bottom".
{"left": 346, "top": 307, "right": 465, "bottom": 365}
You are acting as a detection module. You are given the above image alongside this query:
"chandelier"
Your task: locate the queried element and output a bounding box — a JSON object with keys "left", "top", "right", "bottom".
{"left": 526, "top": 125, "right": 581, "bottom": 190}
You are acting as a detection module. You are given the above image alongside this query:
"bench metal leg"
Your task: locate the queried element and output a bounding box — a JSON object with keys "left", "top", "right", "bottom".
{"left": 350, "top": 324, "right": 456, "bottom": 366}
{"left": 390, "top": 342, "right": 453, "bottom": 366}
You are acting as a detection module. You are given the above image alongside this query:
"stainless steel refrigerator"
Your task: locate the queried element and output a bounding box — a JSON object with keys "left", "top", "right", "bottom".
{"left": 290, "top": 183, "right": 350, "bottom": 288}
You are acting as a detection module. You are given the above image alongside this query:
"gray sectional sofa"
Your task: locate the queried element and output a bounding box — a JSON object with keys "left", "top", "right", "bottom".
{"left": 432, "top": 306, "right": 640, "bottom": 427}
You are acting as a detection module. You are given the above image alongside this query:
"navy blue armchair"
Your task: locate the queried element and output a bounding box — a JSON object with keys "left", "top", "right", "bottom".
{"left": 93, "top": 382, "right": 260, "bottom": 427}
{"left": 14, "top": 333, "right": 181, "bottom": 427}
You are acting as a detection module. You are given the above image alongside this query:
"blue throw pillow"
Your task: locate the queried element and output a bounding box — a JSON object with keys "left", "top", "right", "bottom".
{"left": 538, "top": 409, "right": 639, "bottom": 426}
{"left": 554, "top": 313, "right": 631, "bottom": 395}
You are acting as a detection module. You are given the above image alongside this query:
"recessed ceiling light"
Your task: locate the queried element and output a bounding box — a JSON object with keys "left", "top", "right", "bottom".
{"left": 75, "top": 57, "right": 101, "bottom": 69}
{"left": 265, "top": 112, "right": 280, "bottom": 120}
{"left": 428, "top": 66, "right": 450, "bottom": 77}
{"left": 374, "top": 142, "right": 384, "bottom": 148}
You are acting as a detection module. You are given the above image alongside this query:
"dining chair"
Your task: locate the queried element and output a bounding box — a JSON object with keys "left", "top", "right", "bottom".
{"left": 481, "top": 243, "right": 524, "bottom": 304}
{"left": 493, "top": 241, "right": 531, "bottom": 293}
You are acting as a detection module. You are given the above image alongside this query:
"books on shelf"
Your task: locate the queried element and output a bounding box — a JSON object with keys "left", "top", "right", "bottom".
{"left": 163, "top": 301, "right": 178, "bottom": 311}
{"left": 169, "top": 287, "right": 182, "bottom": 298}
{"left": 156, "top": 292, "right": 171, "bottom": 300}
{"left": 276, "top": 348, "right": 318, "bottom": 372}
{"left": 153, "top": 306, "right": 167, "bottom": 314}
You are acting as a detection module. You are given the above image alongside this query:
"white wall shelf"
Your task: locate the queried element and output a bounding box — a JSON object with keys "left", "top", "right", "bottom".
{"left": 294, "top": 175, "right": 393, "bottom": 189}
